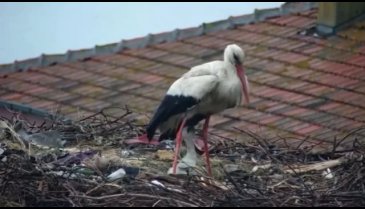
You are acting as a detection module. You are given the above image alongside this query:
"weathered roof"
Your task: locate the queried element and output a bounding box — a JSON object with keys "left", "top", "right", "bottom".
{"left": 1, "top": 2, "right": 365, "bottom": 149}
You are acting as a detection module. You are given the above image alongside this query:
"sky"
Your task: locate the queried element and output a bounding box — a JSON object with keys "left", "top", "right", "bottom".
{"left": 0, "top": 2, "right": 284, "bottom": 64}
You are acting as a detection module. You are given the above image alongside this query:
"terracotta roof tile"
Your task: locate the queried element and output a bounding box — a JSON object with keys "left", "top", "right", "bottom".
{"left": 2, "top": 93, "right": 29, "bottom": 101}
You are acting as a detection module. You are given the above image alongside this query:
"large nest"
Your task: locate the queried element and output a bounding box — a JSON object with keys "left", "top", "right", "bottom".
{"left": 0, "top": 107, "right": 365, "bottom": 207}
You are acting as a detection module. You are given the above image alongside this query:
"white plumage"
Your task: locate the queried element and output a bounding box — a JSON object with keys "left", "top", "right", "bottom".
{"left": 125, "top": 44, "right": 250, "bottom": 176}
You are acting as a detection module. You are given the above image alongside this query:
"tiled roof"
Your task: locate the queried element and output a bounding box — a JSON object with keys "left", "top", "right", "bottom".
{"left": 1, "top": 2, "right": 365, "bottom": 150}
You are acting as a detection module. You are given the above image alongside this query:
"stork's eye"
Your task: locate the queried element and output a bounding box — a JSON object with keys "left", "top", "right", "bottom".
{"left": 233, "top": 53, "right": 241, "bottom": 65}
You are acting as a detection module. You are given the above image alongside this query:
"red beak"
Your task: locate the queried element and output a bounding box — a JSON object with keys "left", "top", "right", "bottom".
{"left": 236, "top": 64, "right": 250, "bottom": 104}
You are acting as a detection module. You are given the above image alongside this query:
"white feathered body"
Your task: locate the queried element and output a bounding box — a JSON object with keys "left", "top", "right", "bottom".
{"left": 147, "top": 60, "right": 245, "bottom": 140}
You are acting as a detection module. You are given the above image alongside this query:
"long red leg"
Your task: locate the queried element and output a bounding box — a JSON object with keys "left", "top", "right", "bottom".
{"left": 172, "top": 118, "right": 187, "bottom": 174}
{"left": 203, "top": 116, "right": 212, "bottom": 176}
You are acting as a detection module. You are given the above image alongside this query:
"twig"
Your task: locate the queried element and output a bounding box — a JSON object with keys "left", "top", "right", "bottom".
{"left": 70, "top": 193, "right": 199, "bottom": 207}
{"left": 283, "top": 157, "right": 347, "bottom": 174}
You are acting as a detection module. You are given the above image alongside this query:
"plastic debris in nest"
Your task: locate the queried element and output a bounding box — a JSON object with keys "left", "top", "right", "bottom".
{"left": 0, "top": 146, "right": 5, "bottom": 163}
{"left": 14, "top": 120, "right": 66, "bottom": 148}
{"left": 322, "top": 168, "right": 334, "bottom": 179}
{"left": 107, "top": 168, "right": 126, "bottom": 181}
{"left": 51, "top": 150, "right": 97, "bottom": 167}
{"left": 0, "top": 120, "right": 27, "bottom": 149}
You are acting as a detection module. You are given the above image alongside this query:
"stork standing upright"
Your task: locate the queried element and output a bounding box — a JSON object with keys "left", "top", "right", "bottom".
{"left": 125, "top": 44, "right": 250, "bottom": 176}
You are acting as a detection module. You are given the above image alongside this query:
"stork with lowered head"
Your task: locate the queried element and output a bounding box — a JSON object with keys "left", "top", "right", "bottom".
{"left": 125, "top": 44, "right": 250, "bottom": 176}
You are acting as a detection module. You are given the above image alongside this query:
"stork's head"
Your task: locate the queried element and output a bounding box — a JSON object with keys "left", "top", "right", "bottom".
{"left": 224, "top": 44, "right": 245, "bottom": 65}
{"left": 224, "top": 44, "right": 250, "bottom": 104}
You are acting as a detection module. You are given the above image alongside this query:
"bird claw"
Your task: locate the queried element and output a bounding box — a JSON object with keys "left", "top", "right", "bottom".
{"left": 122, "top": 134, "right": 160, "bottom": 145}
{"left": 193, "top": 138, "right": 214, "bottom": 152}
{"left": 167, "top": 166, "right": 197, "bottom": 176}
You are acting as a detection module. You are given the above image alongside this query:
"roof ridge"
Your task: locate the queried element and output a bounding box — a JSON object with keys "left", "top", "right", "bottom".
{"left": 0, "top": 2, "right": 318, "bottom": 74}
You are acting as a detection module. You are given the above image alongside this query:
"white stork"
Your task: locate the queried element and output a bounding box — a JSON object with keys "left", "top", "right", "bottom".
{"left": 125, "top": 44, "right": 250, "bottom": 176}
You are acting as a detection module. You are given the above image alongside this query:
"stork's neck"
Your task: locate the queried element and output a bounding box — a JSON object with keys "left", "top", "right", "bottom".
{"left": 223, "top": 62, "right": 238, "bottom": 78}
{"left": 223, "top": 49, "right": 239, "bottom": 78}
{"left": 223, "top": 51, "right": 230, "bottom": 64}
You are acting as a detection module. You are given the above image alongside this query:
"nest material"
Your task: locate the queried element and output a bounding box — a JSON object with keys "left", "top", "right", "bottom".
{"left": 1, "top": 107, "right": 365, "bottom": 207}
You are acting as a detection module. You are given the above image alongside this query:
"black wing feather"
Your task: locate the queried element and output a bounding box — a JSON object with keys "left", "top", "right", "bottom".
{"left": 146, "top": 95, "right": 198, "bottom": 140}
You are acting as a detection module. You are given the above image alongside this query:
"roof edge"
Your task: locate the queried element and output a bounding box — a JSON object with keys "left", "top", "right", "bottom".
{"left": 0, "top": 2, "right": 318, "bottom": 73}
{"left": 0, "top": 100, "right": 71, "bottom": 122}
